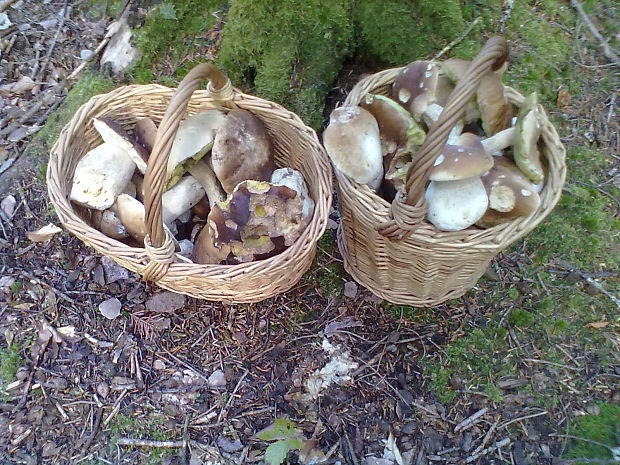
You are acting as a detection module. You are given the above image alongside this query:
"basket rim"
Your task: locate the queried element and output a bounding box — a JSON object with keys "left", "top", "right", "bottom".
{"left": 47, "top": 82, "right": 332, "bottom": 278}
{"left": 336, "top": 75, "right": 567, "bottom": 249}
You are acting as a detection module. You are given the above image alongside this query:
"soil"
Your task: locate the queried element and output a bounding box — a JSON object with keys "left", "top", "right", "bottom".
{"left": 0, "top": 1, "right": 618, "bottom": 465}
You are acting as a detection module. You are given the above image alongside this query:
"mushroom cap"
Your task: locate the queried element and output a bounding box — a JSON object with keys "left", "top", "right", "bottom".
{"left": 92, "top": 117, "right": 148, "bottom": 173}
{"left": 270, "top": 168, "right": 314, "bottom": 226}
{"left": 115, "top": 193, "right": 147, "bottom": 241}
{"left": 429, "top": 133, "right": 493, "bottom": 181}
{"left": 514, "top": 92, "right": 545, "bottom": 184}
{"left": 211, "top": 109, "right": 274, "bottom": 194}
{"left": 383, "top": 148, "right": 412, "bottom": 195}
{"left": 359, "top": 93, "right": 425, "bottom": 154}
{"left": 477, "top": 156, "right": 541, "bottom": 228}
{"left": 425, "top": 177, "right": 489, "bottom": 231}
{"left": 192, "top": 223, "right": 231, "bottom": 264}
{"left": 134, "top": 117, "right": 158, "bottom": 155}
{"left": 70, "top": 142, "right": 136, "bottom": 210}
{"left": 392, "top": 61, "right": 440, "bottom": 120}
{"left": 167, "top": 109, "right": 227, "bottom": 189}
{"left": 322, "top": 105, "right": 383, "bottom": 190}
{"left": 477, "top": 72, "right": 513, "bottom": 136}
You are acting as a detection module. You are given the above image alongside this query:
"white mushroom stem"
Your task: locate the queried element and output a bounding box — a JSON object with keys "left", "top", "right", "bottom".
{"left": 162, "top": 176, "right": 205, "bottom": 225}
{"left": 422, "top": 103, "right": 464, "bottom": 144}
{"left": 481, "top": 127, "right": 515, "bottom": 155}
{"left": 188, "top": 159, "right": 226, "bottom": 207}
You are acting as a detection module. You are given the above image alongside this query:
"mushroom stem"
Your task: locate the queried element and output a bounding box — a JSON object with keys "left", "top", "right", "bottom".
{"left": 188, "top": 159, "right": 226, "bottom": 207}
{"left": 422, "top": 103, "right": 464, "bottom": 144}
{"left": 481, "top": 127, "right": 515, "bottom": 155}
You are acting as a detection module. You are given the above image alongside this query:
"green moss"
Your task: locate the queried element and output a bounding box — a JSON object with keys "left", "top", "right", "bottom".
{"left": 86, "top": 0, "right": 125, "bottom": 19}
{"left": 23, "top": 71, "right": 115, "bottom": 161}
{"left": 563, "top": 403, "right": 620, "bottom": 463}
{"left": 131, "top": 0, "right": 227, "bottom": 84}
{"left": 302, "top": 232, "right": 345, "bottom": 296}
{"left": 508, "top": 308, "right": 534, "bottom": 327}
{"left": 218, "top": 0, "right": 352, "bottom": 128}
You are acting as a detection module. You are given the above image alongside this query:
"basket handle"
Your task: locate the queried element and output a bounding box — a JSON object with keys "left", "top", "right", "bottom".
{"left": 378, "top": 36, "right": 509, "bottom": 240}
{"left": 141, "top": 63, "right": 232, "bottom": 279}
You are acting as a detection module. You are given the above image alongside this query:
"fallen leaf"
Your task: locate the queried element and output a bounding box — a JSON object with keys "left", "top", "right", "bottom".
{"left": 556, "top": 88, "right": 571, "bottom": 108}
{"left": 0, "top": 75, "right": 35, "bottom": 95}
{"left": 0, "top": 276, "right": 16, "bottom": 290}
{"left": 99, "top": 297, "right": 121, "bottom": 319}
{"left": 586, "top": 321, "right": 609, "bottom": 329}
{"left": 146, "top": 291, "right": 186, "bottom": 313}
{"left": 1, "top": 195, "right": 16, "bottom": 219}
{"left": 27, "top": 223, "right": 62, "bottom": 242}
{"left": 216, "top": 436, "right": 244, "bottom": 454}
{"left": 324, "top": 317, "right": 362, "bottom": 337}
{"left": 0, "top": 12, "right": 11, "bottom": 31}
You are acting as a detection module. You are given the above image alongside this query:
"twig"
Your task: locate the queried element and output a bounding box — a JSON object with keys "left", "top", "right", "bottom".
{"left": 454, "top": 408, "right": 488, "bottom": 433}
{"left": 499, "top": 410, "right": 548, "bottom": 429}
{"left": 583, "top": 276, "right": 620, "bottom": 309}
{"left": 498, "top": 0, "right": 515, "bottom": 33}
{"left": 117, "top": 438, "right": 184, "bottom": 448}
{"left": 433, "top": 17, "right": 482, "bottom": 61}
{"left": 217, "top": 370, "right": 249, "bottom": 422}
{"left": 0, "top": 0, "right": 19, "bottom": 12}
{"left": 36, "top": 0, "right": 69, "bottom": 82}
{"left": 465, "top": 438, "right": 511, "bottom": 463}
{"left": 472, "top": 422, "right": 498, "bottom": 456}
{"left": 523, "top": 358, "right": 580, "bottom": 371}
{"left": 550, "top": 434, "right": 617, "bottom": 452}
{"left": 569, "top": 0, "right": 619, "bottom": 66}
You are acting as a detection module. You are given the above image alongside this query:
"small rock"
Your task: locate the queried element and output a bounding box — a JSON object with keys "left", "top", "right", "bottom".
{"left": 96, "top": 382, "right": 110, "bottom": 399}
{"left": 1, "top": 195, "right": 16, "bottom": 219}
{"left": 0, "top": 276, "right": 16, "bottom": 290}
{"left": 146, "top": 291, "right": 186, "bottom": 313}
{"left": 216, "top": 436, "right": 244, "bottom": 453}
{"left": 79, "top": 49, "right": 93, "bottom": 60}
{"left": 153, "top": 359, "right": 166, "bottom": 370}
{"left": 0, "top": 13, "right": 11, "bottom": 31}
{"left": 101, "top": 256, "right": 129, "bottom": 284}
{"left": 344, "top": 281, "right": 358, "bottom": 298}
{"left": 99, "top": 298, "right": 121, "bottom": 319}
{"left": 207, "top": 369, "right": 226, "bottom": 388}
{"left": 585, "top": 403, "right": 600, "bottom": 415}
{"left": 93, "top": 265, "right": 105, "bottom": 286}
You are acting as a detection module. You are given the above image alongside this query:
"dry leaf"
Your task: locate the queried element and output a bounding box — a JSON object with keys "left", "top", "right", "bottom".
{"left": 586, "top": 321, "right": 609, "bottom": 329}
{"left": 0, "top": 75, "right": 35, "bottom": 95}
{"left": 145, "top": 291, "right": 186, "bottom": 313}
{"left": 27, "top": 223, "right": 62, "bottom": 242}
{"left": 1, "top": 195, "right": 16, "bottom": 219}
{"left": 556, "top": 88, "right": 571, "bottom": 109}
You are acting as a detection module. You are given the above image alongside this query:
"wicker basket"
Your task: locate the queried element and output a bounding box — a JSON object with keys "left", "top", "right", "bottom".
{"left": 47, "top": 63, "right": 332, "bottom": 303}
{"left": 335, "top": 37, "right": 566, "bottom": 306}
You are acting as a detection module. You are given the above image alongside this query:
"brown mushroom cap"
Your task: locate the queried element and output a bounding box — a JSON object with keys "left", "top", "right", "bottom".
{"left": 359, "top": 93, "right": 425, "bottom": 154}
{"left": 429, "top": 133, "right": 493, "bottom": 181}
{"left": 392, "top": 61, "right": 440, "bottom": 120}
{"left": 115, "top": 193, "right": 147, "bottom": 242}
{"left": 211, "top": 109, "right": 274, "bottom": 194}
{"left": 477, "top": 72, "right": 513, "bottom": 136}
{"left": 322, "top": 105, "right": 383, "bottom": 190}
{"left": 477, "top": 156, "right": 541, "bottom": 228}
{"left": 134, "top": 117, "right": 158, "bottom": 155}
{"left": 514, "top": 92, "right": 545, "bottom": 184}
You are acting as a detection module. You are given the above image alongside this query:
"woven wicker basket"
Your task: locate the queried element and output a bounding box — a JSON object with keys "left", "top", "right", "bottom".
{"left": 47, "top": 63, "right": 332, "bottom": 303}
{"left": 335, "top": 37, "right": 566, "bottom": 306}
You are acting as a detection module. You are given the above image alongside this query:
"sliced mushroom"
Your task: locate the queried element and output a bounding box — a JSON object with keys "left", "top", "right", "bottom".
{"left": 429, "top": 133, "right": 493, "bottom": 182}
{"left": 425, "top": 177, "right": 489, "bottom": 231}
{"left": 92, "top": 118, "right": 148, "bottom": 173}
{"left": 70, "top": 142, "right": 136, "bottom": 210}
{"left": 166, "top": 109, "right": 227, "bottom": 189}
{"left": 477, "top": 156, "right": 541, "bottom": 228}
{"left": 359, "top": 93, "right": 425, "bottom": 155}
{"left": 323, "top": 105, "right": 383, "bottom": 191}
{"left": 514, "top": 92, "right": 545, "bottom": 184}
{"left": 211, "top": 109, "right": 274, "bottom": 194}
{"left": 270, "top": 168, "right": 314, "bottom": 225}
{"left": 477, "top": 72, "right": 513, "bottom": 136}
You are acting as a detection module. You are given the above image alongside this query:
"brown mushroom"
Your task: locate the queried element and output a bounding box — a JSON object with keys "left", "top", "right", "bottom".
{"left": 429, "top": 133, "right": 493, "bottom": 182}
{"left": 134, "top": 117, "right": 158, "bottom": 154}
{"left": 92, "top": 117, "right": 149, "bottom": 173}
{"left": 392, "top": 61, "right": 440, "bottom": 120}
{"left": 514, "top": 92, "right": 545, "bottom": 184}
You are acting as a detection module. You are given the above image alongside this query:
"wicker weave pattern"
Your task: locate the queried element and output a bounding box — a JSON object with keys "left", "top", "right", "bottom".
{"left": 47, "top": 68, "right": 332, "bottom": 303}
{"left": 336, "top": 54, "right": 566, "bottom": 306}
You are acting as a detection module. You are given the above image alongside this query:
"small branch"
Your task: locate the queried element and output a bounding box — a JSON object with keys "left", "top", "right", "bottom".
{"left": 117, "top": 438, "right": 184, "bottom": 448}
{"left": 569, "top": 0, "right": 619, "bottom": 67}
{"left": 465, "top": 438, "right": 511, "bottom": 463}
{"left": 550, "top": 434, "right": 616, "bottom": 452}
{"left": 499, "top": 410, "right": 548, "bottom": 429}
{"left": 498, "top": 0, "right": 515, "bottom": 33}
{"left": 433, "top": 17, "right": 482, "bottom": 61}
{"left": 454, "top": 408, "right": 488, "bottom": 433}
{"left": 36, "top": 0, "right": 69, "bottom": 82}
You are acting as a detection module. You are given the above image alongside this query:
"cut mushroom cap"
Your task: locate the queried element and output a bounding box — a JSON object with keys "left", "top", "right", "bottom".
{"left": 211, "top": 109, "right": 274, "bottom": 194}
{"left": 70, "top": 142, "right": 136, "bottom": 210}
{"left": 270, "top": 168, "right": 314, "bottom": 226}
{"left": 92, "top": 118, "right": 148, "bottom": 173}
{"left": 392, "top": 61, "right": 439, "bottom": 120}
{"left": 425, "top": 177, "right": 489, "bottom": 231}
{"left": 514, "top": 92, "right": 545, "bottom": 184}
{"left": 359, "top": 93, "right": 425, "bottom": 154}
{"left": 323, "top": 105, "right": 383, "bottom": 191}
{"left": 477, "top": 156, "right": 541, "bottom": 228}
{"left": 167, "top": 109, "right": 227, "bottom": 189}
{"left": 429, "top": 133, "right": 493, "bottom": 181}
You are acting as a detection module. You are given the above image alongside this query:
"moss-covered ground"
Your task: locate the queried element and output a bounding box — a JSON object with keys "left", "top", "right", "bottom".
{"left": 11, "top": 0, "right": 618, "bottom": 462}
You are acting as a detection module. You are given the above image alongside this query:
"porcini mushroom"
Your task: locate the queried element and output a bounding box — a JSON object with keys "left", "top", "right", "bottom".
{"left": 270, "top": 168, "right": 314, "bottom": 225}
{"left": 477, "top": 156, "right": 541, "bottom": 228}
{"left": 425, "top": 177, "right": 489, "bottom": 231}
{"left": 92, "top": 209, "right": 128, "bottom": 240}
{"left": 187, "top": 159, "right": 226, "bottom": 207}
{"left": 359, "top": 93, "right": 425, "bottom": 155}
{"left": 211, "top": 109, "right": 274, "bottom": 194}
{"left": 429, "top": 133, "right": 493, "bottom": 182}
{"left": 323, "top": 105, "right": 383, "bottom": 191}
{"left": 514, "top": 92, "right": 545, "bottom": 184}
{"left": 70, "top": 142, "right": 136, "bottom": 210}
{"left": 162, "top": 176, "right": 205, "bottom": 225}
{"left": 166, "top": 109, "right": 227, "bottom": 189}
{"left": 134, "top": 117, "right": 158, "bottom": 154}
{"left": 115, "top": 193, "right": 147, "bottom": 241}
{"left": 92, "top": 118, "right": 149, "bottom": 173}
{"left": 392, "top": 61, "right": 440, "bottom": 121}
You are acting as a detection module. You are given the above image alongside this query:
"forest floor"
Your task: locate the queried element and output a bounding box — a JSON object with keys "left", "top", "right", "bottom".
{"left": 0, "top": 1, "right": 618, "bottom": 465}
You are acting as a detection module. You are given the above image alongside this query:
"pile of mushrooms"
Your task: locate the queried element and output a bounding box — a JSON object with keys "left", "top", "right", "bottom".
{"left": 324, "top": 59, "right": 546, "bottom": 232}
{"left": 70, "top": 109, "right": 314, "bottom": 264}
